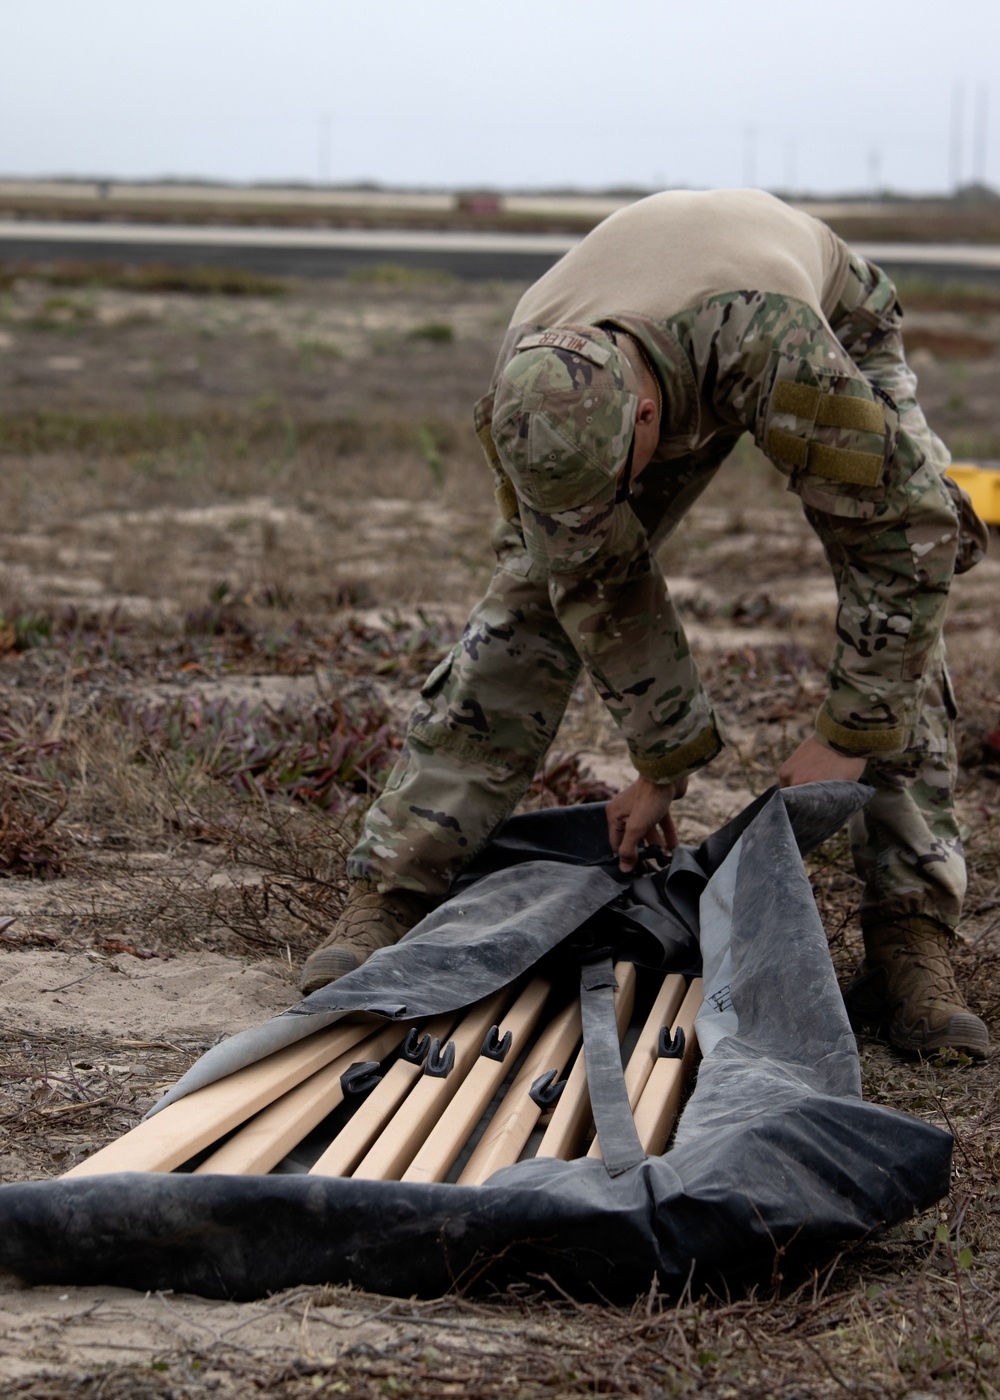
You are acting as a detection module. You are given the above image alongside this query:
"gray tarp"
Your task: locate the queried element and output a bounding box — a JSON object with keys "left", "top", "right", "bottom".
{"left": 0, "top": 783, "right": 952, "bottom": 1301}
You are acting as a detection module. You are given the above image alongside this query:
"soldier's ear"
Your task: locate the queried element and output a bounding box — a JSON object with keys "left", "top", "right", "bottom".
{"left": 636, "top": 396, "right": 659, "bottom": 426}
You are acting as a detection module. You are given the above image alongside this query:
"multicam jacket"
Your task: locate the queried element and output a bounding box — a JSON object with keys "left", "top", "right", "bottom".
{"left": 474, "top": 190, "right": 960, "bottom": 781}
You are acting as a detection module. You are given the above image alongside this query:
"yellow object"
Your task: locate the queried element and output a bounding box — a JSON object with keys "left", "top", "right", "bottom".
{"left": 947, "top": 462, "right": 1000, "bottom": 526}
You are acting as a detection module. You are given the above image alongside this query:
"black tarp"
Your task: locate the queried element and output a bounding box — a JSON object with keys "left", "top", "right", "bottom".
{"left": 0, "top": 783, "right": 952, "bottom": 1301}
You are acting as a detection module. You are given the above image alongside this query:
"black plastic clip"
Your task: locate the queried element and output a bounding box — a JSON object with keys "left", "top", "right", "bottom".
{"left": 480, "top": 1025, "right": 512, "bottom": 1062}
{"left": 401, "top": 1028, "right": 432, "bottom": 1066}
{"left": 529, "top": 1069, "right": 566, "bottom": 1108}
{"left": 424, "top": 1037, "right": 456, "bottom": 1078}
{"left": 658, "top": 1025, "right": 686, "bottom": 1059}
{"left": 340, "top": 1060, "right": 383, "bottom": 1096}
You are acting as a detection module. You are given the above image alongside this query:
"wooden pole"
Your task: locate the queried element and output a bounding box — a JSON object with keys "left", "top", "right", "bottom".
{"left": 62, "top": 1020, "right": 379, "bottom": 1178}
{"left": 351, "top": 988, "right": 511, "bottom": 1181}
{"left": 308, "top": 1012, "right": 457, "bottom": 1178}
{"left": 192, "top": 1020, "right": 409, "bottom": 1175}
{"left": 456, "top": 974, "right": 602, "bottom": 1186}
{"left": 62, "top": 967, "right": 703, "bottom": 1185}
{"left": 631, "top": 977, "right": 702, "bottom": 1155}
{"left": 401, "top": 976, "right": 551, "bottom": 1184}
{"left": 534, "top": 960, "right": 638, "bottom": 1162}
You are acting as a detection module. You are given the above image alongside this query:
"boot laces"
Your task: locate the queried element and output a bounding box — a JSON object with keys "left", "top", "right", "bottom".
{"left": 888, "top": 935, "right": 964, "bottom": 1009}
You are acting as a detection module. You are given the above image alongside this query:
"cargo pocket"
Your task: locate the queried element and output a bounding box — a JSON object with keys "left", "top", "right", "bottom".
{"left": 420, "top": 649, "right": 457, "bottom": 700}
{"left": 381, "top": 751, "right": 409, "bottom": 794}
{"left": 409, "top": 648, "right": 460, "bottom": 740}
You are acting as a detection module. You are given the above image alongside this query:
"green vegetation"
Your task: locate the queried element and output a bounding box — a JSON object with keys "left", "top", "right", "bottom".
{"left": 296, "top": 336, "right": 343, "bottom": 370}
{"left": 122, "top": 692, "right": 399, "bottom": 808}
{"left": 347, "top": 262, "right": 455, "bottom": 286}
{"left": 0, "top": 408, "right": 458, "bottom": 460}
{"left": 416, "top": 425, "right": 444, "bottom": 485}
{"left": 947, "top": 433, "right": 1000, "bottom": 461}
{"left": 409, "top": 321, "right": 454, "bottom": 343}
{"left": 0, "top": 259, "right": 288, "bottom": 296}
{"left": 895, "top": 274, "right": 1000, "bottom": 313}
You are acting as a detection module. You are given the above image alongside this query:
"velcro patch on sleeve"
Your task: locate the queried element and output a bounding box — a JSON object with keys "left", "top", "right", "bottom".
{"left": 475, "top": 416, "right": 503, "bottom": 471}
{"left": 767, "top": 431, "right": 884, "bottom": 486}
{"left": 808, "top": 443, "right": 884, "bottom": 486}
{"left": 816, "top": 707, "right": 906, "bottom": 754}
{"left": 632, "top": 724, "right": 723, "bottom": 781}
{"left": 494, "top": 476, "right": 520, "bottom": 522}
{"left": 772, "top": 381, "right": 822, "bottom": 419}
{"left": 515, "top": 331, "right": 612, "bottom": 366}
{"left": 814, "top": 396, "right": 886, "bottom": 433}
{"left": 766, "top": 427, "right": 810, "bottom": 469}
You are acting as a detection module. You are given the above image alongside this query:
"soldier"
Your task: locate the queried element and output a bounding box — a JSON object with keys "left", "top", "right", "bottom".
{"left": 302, "top": 189, "right": 989, "bottom": 1059}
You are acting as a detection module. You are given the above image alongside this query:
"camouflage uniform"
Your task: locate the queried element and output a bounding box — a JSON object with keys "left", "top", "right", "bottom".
{"left": 349, "top": 206, "right": 977, "bottom": 937}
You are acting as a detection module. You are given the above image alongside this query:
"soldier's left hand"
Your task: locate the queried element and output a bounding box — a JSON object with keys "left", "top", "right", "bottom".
{"left": 607, "top": 775, "right": 688, "bottom": 873}
{"left": 778, "top": 735, "right": 867, "bottom": 787}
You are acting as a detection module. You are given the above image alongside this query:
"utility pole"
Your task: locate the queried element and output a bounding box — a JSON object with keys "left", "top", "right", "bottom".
{"left": 318, "top": 113, "right": 332, "bottom": 187}
{"left": 868, "top": 148, "right": 881, "bottom": 199}
{"left": 973, "top": 82, "right": 989, "bottom": 186}
{"left": 949, "top": 81, "right": 964, "bottom": 191}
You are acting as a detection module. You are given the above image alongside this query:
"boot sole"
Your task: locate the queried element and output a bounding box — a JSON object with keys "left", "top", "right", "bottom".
{"left": 843, "top": 967, "right": 990, "bottom": 1059}
{"left": 888, "top": 1011, "right": 990, "bottom": 1060}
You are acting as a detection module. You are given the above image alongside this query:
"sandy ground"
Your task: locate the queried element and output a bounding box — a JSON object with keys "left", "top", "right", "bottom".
{"left": 0, "top": 1278, "right": 574, "bottom": 1393}
{"left": 1, "top": 948, "right": 293, "bottom": 1041}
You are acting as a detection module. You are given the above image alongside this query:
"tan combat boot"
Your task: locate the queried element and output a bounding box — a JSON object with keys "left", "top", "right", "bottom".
{"left": 843, "top": 915, "right": 989, "bottom": 1058}
{"left": 299, "top": 878, "right": 433, "bottom": 995}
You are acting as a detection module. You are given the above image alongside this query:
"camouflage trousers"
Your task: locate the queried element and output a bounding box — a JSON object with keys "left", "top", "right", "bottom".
{"left": 850, "top": 642, "right": 966, "bottom": 930}
{"left": 349, "top": 512, "right": 585, "bottom": 900}
{"left": 826, "top": 253, "right": 967, "bottom": 931}
{"left": 349, "top": 255, "right": 969, "bottom": 930}
{"left": 349, "top": 540, "right": 966, "bottom": 934}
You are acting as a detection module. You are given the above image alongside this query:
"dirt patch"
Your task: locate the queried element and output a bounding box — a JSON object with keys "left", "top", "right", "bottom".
{"left": 1, "top": 949, "right": 294, "bottom": 1040}
{"left": 0, "top": 266, "right": 998, "bottom": 1395}
{"left": 904, "top": 328, "right": 998, "bottom": 359}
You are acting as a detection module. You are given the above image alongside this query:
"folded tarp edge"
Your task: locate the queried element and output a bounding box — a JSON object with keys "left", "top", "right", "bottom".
{"left": 149, "top": 861, "right": 621, "bottom": 1115}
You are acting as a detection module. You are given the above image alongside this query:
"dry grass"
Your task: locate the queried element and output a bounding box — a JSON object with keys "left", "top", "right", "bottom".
{"left": 1, "top": 1259, "right": 997, "bottom": 1398}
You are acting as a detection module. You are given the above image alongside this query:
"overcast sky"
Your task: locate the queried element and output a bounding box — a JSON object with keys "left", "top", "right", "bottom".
{"left": 3, "top": 0, "right": 997, "bottom": 197}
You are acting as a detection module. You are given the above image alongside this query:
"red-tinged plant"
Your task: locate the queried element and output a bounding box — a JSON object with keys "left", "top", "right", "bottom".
{"left": 0, "top": 784, "right": 68, "bottom": 878}
{"left": 122, "top": 693, "right": 400, "bottom": 810}
{"left": 525, "top": 752, "right": 615, "bottom": 809}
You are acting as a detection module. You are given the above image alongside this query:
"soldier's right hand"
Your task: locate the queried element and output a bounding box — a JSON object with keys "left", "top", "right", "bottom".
{"left": 607, "top": 775, "right": 688, "bottom": 874}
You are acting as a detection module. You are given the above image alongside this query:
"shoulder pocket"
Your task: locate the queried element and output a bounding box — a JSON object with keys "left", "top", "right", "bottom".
{"left": 759, "top": 355, "right": 899, "bottom": 512}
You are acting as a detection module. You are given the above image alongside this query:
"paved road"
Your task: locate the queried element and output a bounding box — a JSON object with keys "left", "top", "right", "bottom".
{"left": 0, "top": 219, "right": 575, "bottom": 281}
{"left": 2, "top": 218, "right": 1000, "bottom": 285}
